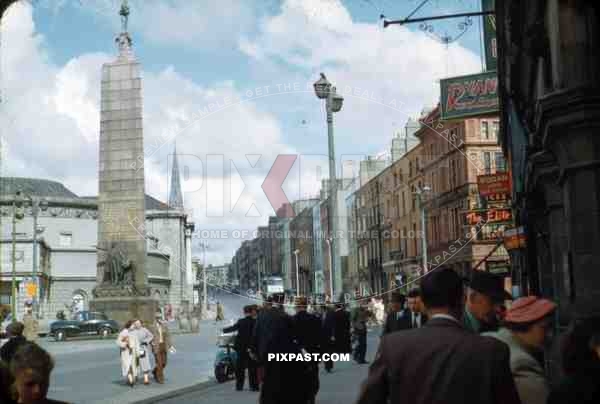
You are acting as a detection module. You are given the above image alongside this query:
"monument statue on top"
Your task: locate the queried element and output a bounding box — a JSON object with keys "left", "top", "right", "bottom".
{"left": 120, "top": 0, "right": 129, "bottom": 32}
{"left": 90, "top": 0, "right": 157, "bottom": 325}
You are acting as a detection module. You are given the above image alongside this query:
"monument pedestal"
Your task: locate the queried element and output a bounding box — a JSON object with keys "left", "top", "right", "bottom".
{"left": 90, "top": 286, "right": 158, "bottom": 326}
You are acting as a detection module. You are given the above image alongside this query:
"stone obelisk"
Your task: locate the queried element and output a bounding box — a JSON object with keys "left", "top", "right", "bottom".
{"left": 90, "top": 1, "right": 157, "bottom": 325}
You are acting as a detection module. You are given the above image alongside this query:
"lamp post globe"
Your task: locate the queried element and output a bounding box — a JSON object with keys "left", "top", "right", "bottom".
{"left": 331, "top": 87, "right": 344, "bottom": 112}
{"left": 313, "top": 73, "right": 331, "bottom": 99}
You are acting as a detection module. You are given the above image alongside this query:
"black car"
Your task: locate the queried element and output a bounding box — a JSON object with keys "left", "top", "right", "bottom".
{"left": 49, "top": 311, "right": 119, "bottom": 341}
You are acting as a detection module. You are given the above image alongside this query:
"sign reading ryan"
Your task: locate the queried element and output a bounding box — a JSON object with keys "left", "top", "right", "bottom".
{"left": 440, "top": 71, "right": 499, "bottom": 120}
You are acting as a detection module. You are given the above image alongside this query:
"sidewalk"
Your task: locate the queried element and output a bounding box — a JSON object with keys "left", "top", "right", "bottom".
{"left": 157, "top": 354, "right": 373, "bottom": 404}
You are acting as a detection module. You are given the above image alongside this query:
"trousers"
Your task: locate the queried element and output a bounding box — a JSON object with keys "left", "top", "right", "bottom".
{"left": 235, "top": 350, "right": 258, "bottom": 390}
{"left": 153, "top": 342, "right": 168, "bottom": 383}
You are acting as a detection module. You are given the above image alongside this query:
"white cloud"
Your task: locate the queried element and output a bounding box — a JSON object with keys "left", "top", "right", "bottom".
{"left": 0, "top": 2, "right": 298, "bottom": 264}
{"left": 240, "top": 0, "right": 482, "bottom": 151}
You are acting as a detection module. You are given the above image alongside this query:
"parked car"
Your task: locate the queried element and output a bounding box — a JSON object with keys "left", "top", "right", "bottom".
{"left": 49, "top": 311, "right": 119, "bottom": 341}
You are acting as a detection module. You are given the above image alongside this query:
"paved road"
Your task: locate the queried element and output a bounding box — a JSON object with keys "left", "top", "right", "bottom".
{"left": 161, "top": 330, "right": 380, "bottom": 404}
{"left": 42, "top": 293, "right": 252, "bottom": 404}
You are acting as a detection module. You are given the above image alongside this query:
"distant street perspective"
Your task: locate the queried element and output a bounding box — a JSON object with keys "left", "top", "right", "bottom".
{"left": 2, "top": 1, "right": 600, "bottom": 404}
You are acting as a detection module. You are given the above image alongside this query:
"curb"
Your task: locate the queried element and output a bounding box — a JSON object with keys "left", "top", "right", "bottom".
{"left": 129, "top": 379, "right": 218, "bottom": 404}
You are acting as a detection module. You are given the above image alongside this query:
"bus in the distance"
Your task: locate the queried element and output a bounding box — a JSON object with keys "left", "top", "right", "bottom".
{"left": 261, "top": 276, "right": 284, "bottom": 297}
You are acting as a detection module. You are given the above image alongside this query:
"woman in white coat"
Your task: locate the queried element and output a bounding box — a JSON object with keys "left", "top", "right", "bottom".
{"left": 129, "top": 319, "right": 154, "bottom": 385}
{"left": 116, "top": 320, "right": 138, "bottom": 386}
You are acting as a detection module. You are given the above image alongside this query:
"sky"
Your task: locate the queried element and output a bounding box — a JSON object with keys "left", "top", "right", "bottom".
{"left": 1, "top": 0, "right": 486, "bottom": 264}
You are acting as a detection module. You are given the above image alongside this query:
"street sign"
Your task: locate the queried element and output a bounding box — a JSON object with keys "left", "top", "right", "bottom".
{"left": 440, "top": 71, "right": 499, "bottom": 120}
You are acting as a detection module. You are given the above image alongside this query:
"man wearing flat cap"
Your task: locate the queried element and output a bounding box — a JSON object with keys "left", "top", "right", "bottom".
{"left": 149, "top": 311, "right": 174, "bottom": 384}
{"left": 464, "top": 270, "right": 512, "bottom": 334}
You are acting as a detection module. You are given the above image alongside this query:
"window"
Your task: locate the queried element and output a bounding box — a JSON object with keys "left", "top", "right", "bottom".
{"left": 492, "top": 121, "right": 499, "bottom": 139}
{"left": 59, "top": 232, "right": 72, "bottom": 247}
{"left": 483, "top": 152, "right": 491, "bottom": 174}
{"left": 495, "top": 152, "right": 506, "bottom": 172}
{"left": 481, "top": 121, "right": 489, "bottom": 139}
{"left": 401, "top": 192, "right": 406, "bottom": 216}
{"left": 450, "top": 160, "right": 456, "bottom": 190}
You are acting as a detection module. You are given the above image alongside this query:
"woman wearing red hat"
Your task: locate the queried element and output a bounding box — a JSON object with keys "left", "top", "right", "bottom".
{"left": 484, "top": 296, "right": 557, "bottom": 404}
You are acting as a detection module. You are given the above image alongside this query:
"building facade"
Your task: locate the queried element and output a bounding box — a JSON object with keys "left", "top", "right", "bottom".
{"left": 0, "top": 177, "right": 194, "bottom": 320}
{"left": 416, "top": 106, "right": 509, "bottom": 277}
{"left": 497, "top": 0, "right": 600, "bottom": 324}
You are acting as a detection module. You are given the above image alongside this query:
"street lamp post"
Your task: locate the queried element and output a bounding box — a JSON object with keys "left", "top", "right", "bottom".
{"left": 257, "top": 257, "right": 262, "bottom": 296}
{"left": 325, "top": 238, "right": 334, "bottom": 300}
{"left": 414, "top": 186, "right": 431, "bottom": 272}
{"left": 293, "top": 249, "right": 300, "bottom": 297}
{"left": 11, "top": 191, "right": 25, "bottom": 320}
{"left": 314, "top": 73, "right": 344, "bottom": 300}
{"left": 200, "top": 241, "right": 208, "bottom": 314}
{"left": 31, "top": 197, "right": 48, "bottom": 317}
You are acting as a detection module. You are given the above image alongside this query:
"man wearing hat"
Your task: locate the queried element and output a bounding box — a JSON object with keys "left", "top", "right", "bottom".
{"left": 223, "top": 305, "right": 259, "bottom": 391}
{"left": 292, "top": 297, "right": 322, "bottom": 404}
{"left": 464, "top": 270, "right": 512, "bottom": 334}
{"left": 0, "top": 321, "right": 27, "bottom": 363}
{"left": 149, "top": 311, "right": 174, "bottom": 384}
{"left": 484, "top": 296, "right": 557, "bottom": 404}
{"left": 322, "top": 301, "right": 351, "bottom": 373}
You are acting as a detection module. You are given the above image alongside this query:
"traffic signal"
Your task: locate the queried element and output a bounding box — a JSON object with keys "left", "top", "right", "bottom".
{"left": 14, "top": 191, "right": 25, "bottom": 220}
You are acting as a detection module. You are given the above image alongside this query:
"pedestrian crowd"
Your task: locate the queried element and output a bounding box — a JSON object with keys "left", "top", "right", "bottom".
{"left": 356, "top": 268, "right": 600, "bottom": 404}
{"left": 223, "top": 268, "right": 600, "bottom": 404}
{"left": 116, "top": 311, "right": 175, "bottom": 387}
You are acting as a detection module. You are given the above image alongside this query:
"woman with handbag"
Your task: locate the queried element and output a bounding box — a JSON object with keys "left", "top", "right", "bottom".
{"left": 129, "top": 319, "right": 154, "bottom": 385}
{"left": 116, "top": 320, "right": 138, "bottom": 387}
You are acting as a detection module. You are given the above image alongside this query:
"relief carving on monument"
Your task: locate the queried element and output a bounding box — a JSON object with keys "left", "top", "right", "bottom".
{"left": 98, "top": 241, "right": 134, "bottom": 286}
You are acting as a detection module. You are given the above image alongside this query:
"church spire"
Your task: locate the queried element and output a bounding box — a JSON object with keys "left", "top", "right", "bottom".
{"left": 169, "top": 143, "right": 184, "bottom": 209}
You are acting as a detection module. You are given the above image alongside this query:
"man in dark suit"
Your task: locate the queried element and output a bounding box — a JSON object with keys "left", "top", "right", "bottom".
{"left": 223, "top": 305, "right": 258, "bottom": 391}
{"left": 293, "top": 297, "right": 322, "bottom": 404}
{"left": 253, "top": 298, "right": 305, "bottom": 404}
{"left": 407, "top": 288, "right": 428, "bottom": 329}
{"left": 382, "top": 292, "right": 410, "bottom": 336}
{"left": 322, "top": 302, "right": 351, "bottom": 373}
{"left": 356, "top": 267, "right": 522, "bottom": 404}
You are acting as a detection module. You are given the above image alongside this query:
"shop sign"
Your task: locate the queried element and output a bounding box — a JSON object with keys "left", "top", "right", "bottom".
{"left": 482, "top": 0, "right": 497, "bottom": 70}
{"left": 466, "top": 208, "right": 512, "bottom": 225}
{"left": 478, "top": 172, "right": 511, "bottom": 197}
{"left": 504, "top": 226, "right": 527, "bottom": 250}
{"left": 440, "top": 71, "right": 499, "bottom": 119}
{"left": 487, "top": 260, "right": 510, "bottom": 275}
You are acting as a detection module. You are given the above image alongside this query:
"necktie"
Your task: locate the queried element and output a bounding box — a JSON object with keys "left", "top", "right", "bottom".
{"left": 412, "top": 314, "right": 417, "bottom": 328}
